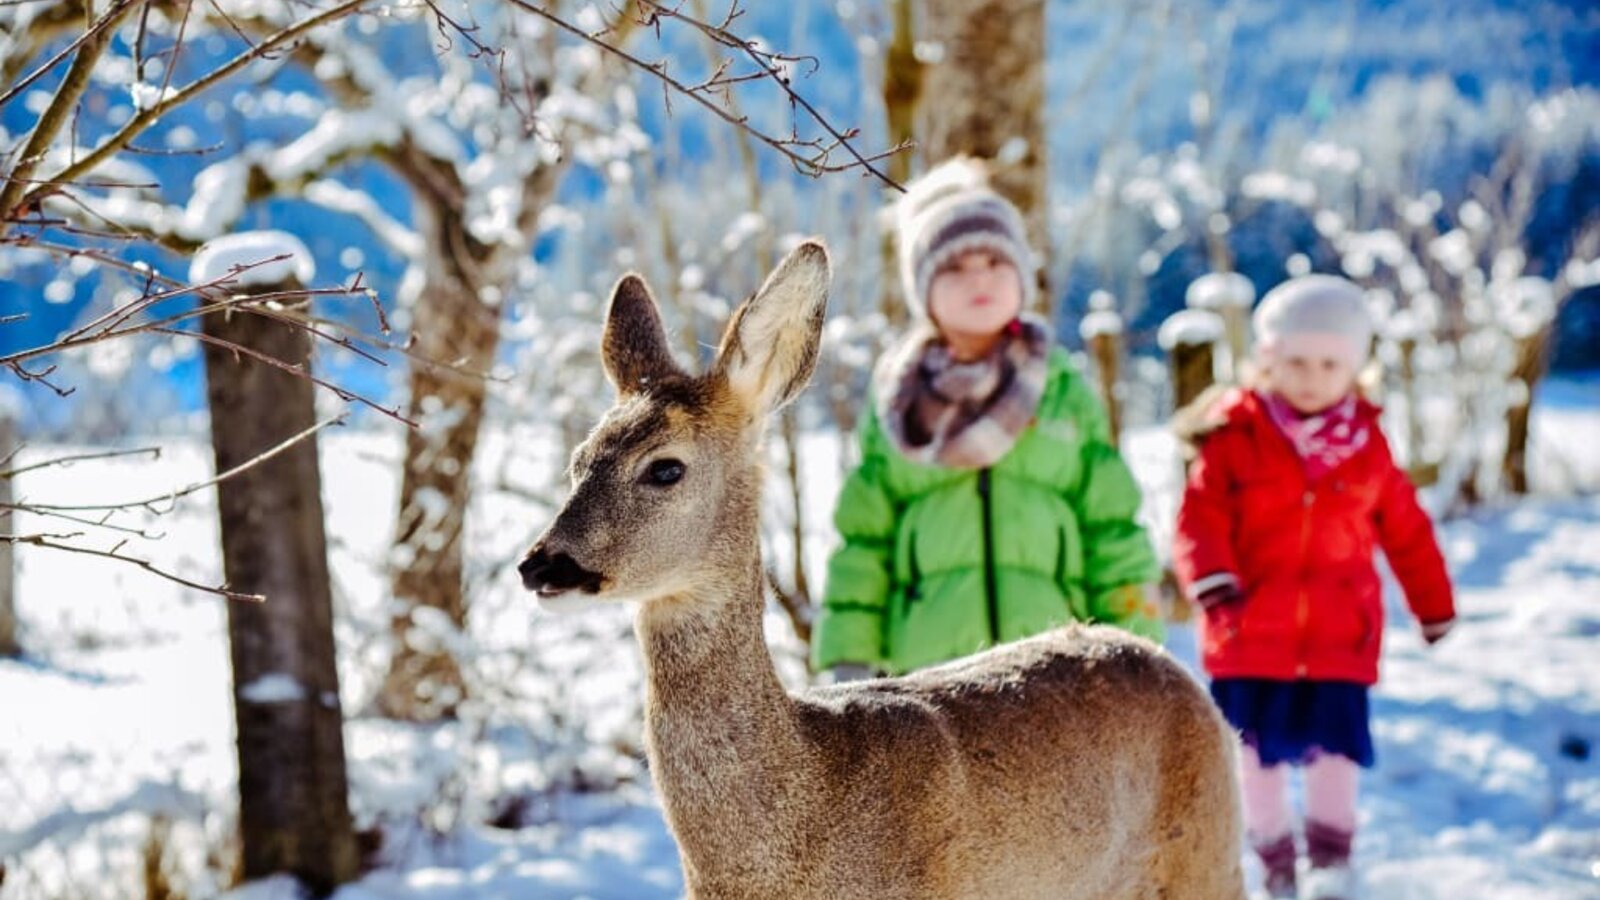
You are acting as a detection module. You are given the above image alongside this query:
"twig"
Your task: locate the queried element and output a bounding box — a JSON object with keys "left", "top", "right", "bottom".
{"left": 22, "top": 414, "right": 347, "bottom": 514}
{"left": 1, "top": 533, "right": 265, "bottom": 602}
{"left": 159, "top": 327, "right": 416, "bottom": 425}
{"left": 12, "top": 0, "right": 370, "bottom": 218}
{"left": 503, "top": 0, "right": 905, "bottom": 191}
{"left": 0, "top": 504, "right": 166, "bottom": 540}
{"left": 0, "top": 445, "right": 162, "bottom": 480}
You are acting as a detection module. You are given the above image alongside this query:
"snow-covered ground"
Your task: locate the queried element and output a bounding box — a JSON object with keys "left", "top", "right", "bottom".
{"left": 2, "top": 378, "right": 1598, "bottom": 899}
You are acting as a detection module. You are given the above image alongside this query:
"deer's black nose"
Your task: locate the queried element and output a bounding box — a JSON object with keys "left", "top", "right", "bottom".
{"left": 518, "top": 550, "right": 550, "bottom": 591}
{"left": 517, "top": 547, "right": 603, "bottom": 594}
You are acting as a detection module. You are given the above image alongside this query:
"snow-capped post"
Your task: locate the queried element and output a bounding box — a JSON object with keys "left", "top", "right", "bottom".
{"left": 191, "top": 232, "right": 358, "bottom": 894}
{"left": 0, "top": 410, "right": 16, "bottom": 658}
{"left": 1080, "top": 290, "right": 1125, "bottom": 445}
{"left": 1159, "top": 308, "right": 1226, "bottom": 414}
{"left": 1184, "top": 272, "right": 1255, "bottom": 383}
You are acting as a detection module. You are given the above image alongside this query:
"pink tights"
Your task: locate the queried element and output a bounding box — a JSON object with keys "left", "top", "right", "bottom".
{"left": 1239, "top": 744, "right": 1359, "bottom": 843}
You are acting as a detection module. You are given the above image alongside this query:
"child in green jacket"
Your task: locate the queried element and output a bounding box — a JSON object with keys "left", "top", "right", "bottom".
{"left": 812, "top": 158, "right": 1162, "bottom": 679}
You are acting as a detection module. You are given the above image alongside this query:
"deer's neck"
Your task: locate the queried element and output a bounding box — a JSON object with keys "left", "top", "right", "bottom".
{"left": 634, "top": 554, "right": 816, "bottom": 885}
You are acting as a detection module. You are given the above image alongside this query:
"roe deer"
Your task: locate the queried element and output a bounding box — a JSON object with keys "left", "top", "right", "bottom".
{"left": 518, "top": 240, "right": 1245, "bottom": 899}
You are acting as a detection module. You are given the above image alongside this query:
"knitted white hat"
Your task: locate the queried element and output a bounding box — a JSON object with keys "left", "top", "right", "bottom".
{"left": 1252, "top": 275, "right": 1373, "bottom": 364}
{"left": 894, "top": 156, "right": 1036, "bottom": 319}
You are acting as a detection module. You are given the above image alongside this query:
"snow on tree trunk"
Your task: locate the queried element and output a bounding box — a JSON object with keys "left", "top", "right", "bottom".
{"left": 917, "top": 0, "right": 1049, "bottom": 315}
{"left": 380, "top": 152, "right": 558, "bottom": 722}
{"left": 0, "top": 414, "right": 17, "bottom": 658}
{"left": 194, "top": 236, "right": 358, "bottom": 894}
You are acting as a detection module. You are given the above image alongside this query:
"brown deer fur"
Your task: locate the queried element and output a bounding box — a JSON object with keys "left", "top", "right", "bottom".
{"left": 519, "top": 240, "right": 1245, "bottom": 899}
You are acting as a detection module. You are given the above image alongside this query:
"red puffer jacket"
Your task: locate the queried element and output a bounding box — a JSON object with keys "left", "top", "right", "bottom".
{"left": 1173, "top": 389, "right": 1454, "bottom": 685}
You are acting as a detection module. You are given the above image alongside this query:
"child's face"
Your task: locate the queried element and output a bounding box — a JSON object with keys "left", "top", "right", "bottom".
{"left": 927, "top": 251, "right": 1023, "bottom": 341}
{"left": 1262, "top": 332, "right": 1360, "bottom": 414}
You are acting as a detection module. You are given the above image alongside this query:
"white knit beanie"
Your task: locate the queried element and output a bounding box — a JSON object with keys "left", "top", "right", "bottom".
{"left": 895, "top": 156, "right": 1036, "bottom": 319}
{"left": 1252, "top": 274, "right": 1373, "bottom": 364}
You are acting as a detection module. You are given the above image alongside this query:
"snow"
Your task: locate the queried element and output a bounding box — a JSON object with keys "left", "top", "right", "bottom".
{"left": 2, "top": 387, "right": 1599, "bottom": 899}
{"left": 179, "top": 157, "right": 253, "bottom": 241}
{"left": 1185, "top": 271, "right": 1256, "bottom": 310}
{"left": 1158, "top": 308, "right": 1226, "bottom": 350}
{"left": 1240, "top": 171, "right": 1317, "bottom": 207}
{"left": 1079, "top": 310, "right": 1123, "bottom": 340}
{"left": 304, "top": 180, "right": 424, "bottom": 259}
{"left": 238, "top": 674, "right": 308, "bottom": 705}
{"left": 189, "top": 231, "right": 317, "bottom": 287}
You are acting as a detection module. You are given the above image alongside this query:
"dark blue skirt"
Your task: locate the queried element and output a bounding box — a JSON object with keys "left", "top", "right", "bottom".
{"left": 1210, "top": 678, "right": 1375, "bottom": 768}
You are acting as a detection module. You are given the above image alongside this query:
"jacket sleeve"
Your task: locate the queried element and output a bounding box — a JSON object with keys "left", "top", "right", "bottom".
{"left": 1062, "top": 378, "right": 1163, "bottom": 640}
{"left": 1173, "top": 429, "right": 1242, "bottom": 598}
{"left": 812, "top": 409, "right": 897, "bottom": 672}
{"left": 1371, "top": 441, "right": 1455, "bottom": 629}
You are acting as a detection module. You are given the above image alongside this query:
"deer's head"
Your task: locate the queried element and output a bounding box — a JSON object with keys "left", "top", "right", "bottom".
{"left": 517, "top": 240, "right": 830, "bottom": 611}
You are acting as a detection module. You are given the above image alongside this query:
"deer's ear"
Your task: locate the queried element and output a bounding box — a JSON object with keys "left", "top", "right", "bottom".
{"left": 602, "top": 274, "right": 682, "bottom": 395}
{"left": 712, "top": 239, "right": 831, "bottom": 416}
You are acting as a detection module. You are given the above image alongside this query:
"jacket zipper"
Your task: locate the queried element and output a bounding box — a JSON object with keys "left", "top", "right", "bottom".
{"left": 1295, "top": 488, "right": 1314, "bottom": 677}
{"left": 978, "top": 468, "right": 1000, "bottom": 645}
{"left": 906, "top": 528, "right": 922, "bottom": 603}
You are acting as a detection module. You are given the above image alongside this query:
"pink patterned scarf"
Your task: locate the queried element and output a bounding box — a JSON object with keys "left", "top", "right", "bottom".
{"left": 1260, "top": 390, "right": 1370, "bottom": 481}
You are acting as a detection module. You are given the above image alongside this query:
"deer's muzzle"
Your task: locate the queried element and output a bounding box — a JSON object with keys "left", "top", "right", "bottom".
{"left": 518, "top": 547, "right": 604, "bottom": 597}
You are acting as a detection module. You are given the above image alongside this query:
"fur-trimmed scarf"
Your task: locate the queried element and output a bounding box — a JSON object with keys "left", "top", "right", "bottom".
{"left": 875, "top": 315, "right": 1052, "bottom": 469}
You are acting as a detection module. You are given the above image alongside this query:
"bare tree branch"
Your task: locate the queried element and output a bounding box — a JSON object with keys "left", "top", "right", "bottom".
{"left": 19, "top": 414, "right": 346, "bottom": 515}
{"left": 0, "top": 446, "right": 163, "bottom": 481}
{"left": 1, "top": 533, "right": 266, "bottom": 602}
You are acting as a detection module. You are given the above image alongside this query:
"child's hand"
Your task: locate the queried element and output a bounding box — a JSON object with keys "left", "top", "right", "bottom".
{"left": 829, "top": 663, "right": 876, "bottom": 683}
{"left": 1421, "top": 618, "right": 1454, "bottom": 646}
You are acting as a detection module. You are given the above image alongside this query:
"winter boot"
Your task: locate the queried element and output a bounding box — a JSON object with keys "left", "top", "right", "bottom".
{"left": 1304, "top": 819, "right": 1357, "bottom": 900}
{"left": 1252, "top": 833, "right": 1297, "bottom": 899}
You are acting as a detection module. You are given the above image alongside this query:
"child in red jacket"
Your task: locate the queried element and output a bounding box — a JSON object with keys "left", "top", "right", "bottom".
{"left": 1173, "top": 275, "right": 1455, "bottom": 900}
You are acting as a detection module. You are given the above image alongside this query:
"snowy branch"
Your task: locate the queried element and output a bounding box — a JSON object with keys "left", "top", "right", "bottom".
{"left": 2, "top": 0, "right": 369, "bottom": 228}
{"left": 504, "top": 0, "right": 908, "bottom": 190}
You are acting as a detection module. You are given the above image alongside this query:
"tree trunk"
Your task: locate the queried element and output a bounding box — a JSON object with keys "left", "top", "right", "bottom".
{"left": 879, "top": 0, "right": 921, "bottom": 329}
{"left": 0, "top": 415, "right": 17, "bottom": 658}
{"left": 918, "top": 0, "right": 1049, "bottom": 315}
{"left": 379, "top": 200, "right": 497, "bottom": 722}
{"left": 379, "top": 149, "right": 558, "bottom": 722}
{"left": 200, "top": 268, "right": 358, "bottom": 895}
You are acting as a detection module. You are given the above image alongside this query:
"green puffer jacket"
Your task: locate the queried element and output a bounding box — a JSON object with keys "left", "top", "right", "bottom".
{"left": 812, "top": 349, "right": 1162, "bottom": 675}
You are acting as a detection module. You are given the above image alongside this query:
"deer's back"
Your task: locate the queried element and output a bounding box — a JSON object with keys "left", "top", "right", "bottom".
{"left": 794, "top": 624, "right": 1236, "bottom": 899}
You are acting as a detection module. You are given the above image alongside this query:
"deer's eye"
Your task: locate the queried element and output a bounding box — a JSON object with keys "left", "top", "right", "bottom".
{"left": 645, "top": 459, "right": 685, "bottom": 486}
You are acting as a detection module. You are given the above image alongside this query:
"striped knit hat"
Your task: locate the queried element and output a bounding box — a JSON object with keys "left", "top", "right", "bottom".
{"left": 895, "top": 156, "right": 1036, "bottom": 319}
